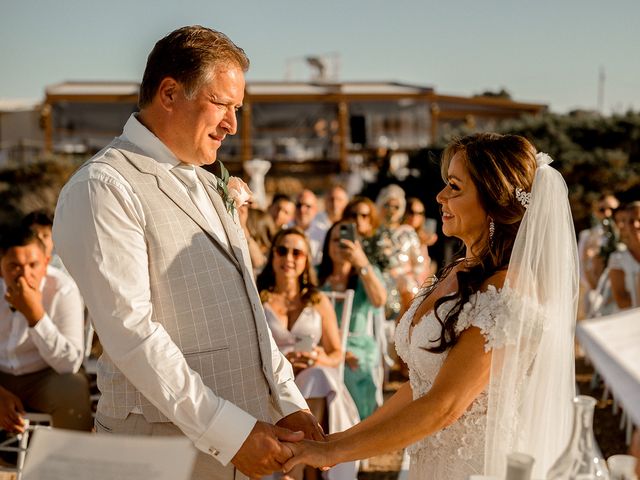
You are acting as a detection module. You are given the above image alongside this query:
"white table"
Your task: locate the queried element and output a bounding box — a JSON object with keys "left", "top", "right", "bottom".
{"left": 576, "top": 307, "right": 640, "bottom": 426}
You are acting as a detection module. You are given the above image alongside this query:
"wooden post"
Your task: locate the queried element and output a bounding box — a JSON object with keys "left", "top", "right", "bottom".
{"left": 430, "top": 102, "right": 440, "bottom": 146}
{"left": 42, "top": 102, "right": 52, "bottom": 155}
{"left": 337, "top": 100, "right": 349, "bottom": 172}
{"left": 241, "top": 100, "right": 252, "bottom": 165}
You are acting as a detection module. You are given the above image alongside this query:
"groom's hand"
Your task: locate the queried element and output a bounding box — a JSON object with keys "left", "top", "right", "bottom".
{"left": 277, "top": 409, "right": 325, "bottom": 441}
{"left": 231, "top": 421, "right": 304, "bottom": 478}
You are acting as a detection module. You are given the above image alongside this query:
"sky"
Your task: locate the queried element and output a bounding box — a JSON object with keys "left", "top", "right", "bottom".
{"left": 1, "top": 0, "right": 639, "bottom": 114}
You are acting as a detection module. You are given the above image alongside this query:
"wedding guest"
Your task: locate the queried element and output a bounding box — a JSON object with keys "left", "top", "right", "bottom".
{"left": 21, "top": 210, "right": 66, "bottom": 273}
{"left": 257, "top": 228, "right": 359, "bottom": 480}
{"left": 314, "top": 185, "right": 350, "bottom": 232}
{"left": 342, "top": 196, "right": 391, "bottom": 273}
{"left": 269, "top": 193, "right": 296, "bottom": 230}
{"left": 292, "top": 189, "right": 326, "bottom": 266}
{"left": 376, "top": 185, "right": 426, "bottom": 319}
{"left": 0, "top": 227, "right": 91, "bottom": 432}
{"left": 608, "top": 201, "right": 640, "bottom": 309}
{"left": 284, "top": 133, "right": 579, "bottom": 480}
{"left": 53, "top": 25, "right": 317, "bottom": 480}
{"left": 578, "top": 193, "right": 619, "bottom": 317}
{"left": 403, "top": 197, "right": 438, "bottom": 278}
{"left": 239, "top": 205, "right": 276, "bottom": 275}
{"left": 318, "top": 221, "right": 387, "bottom": 420}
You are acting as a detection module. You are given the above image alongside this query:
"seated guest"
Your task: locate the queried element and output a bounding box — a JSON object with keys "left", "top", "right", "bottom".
{"left": 0, "top": 227, "right": 92, "bottom": 432}
{"left": 291, "top": 189, "right": 327, "bottom": 266}
{"left": 21, "top": 209, "right": 66, "bottom": 273}
{"left": 318, "top": 221, "right": 387, "bottom": 420}
{"left": 609, "top": 201, "right": 640, "bottom": 309}
{"left": 257, "top": 228, "right": 359, "bottom": 480}
{"left": 314, "top": 185, "right": 350, "bottom": 232}
{"left": 239, "top": 205, "right": 276, "bottom": 276}
{"left": 269, "top": 193, "right": 296, "bottom": 230}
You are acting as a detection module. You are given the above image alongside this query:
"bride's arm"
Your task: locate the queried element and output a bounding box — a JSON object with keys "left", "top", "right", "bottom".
{"left": 286, "top": 326, "right": 491, "bottom": 468}
{"left": 328, "top": 381, "right": 414, "bottom": 441}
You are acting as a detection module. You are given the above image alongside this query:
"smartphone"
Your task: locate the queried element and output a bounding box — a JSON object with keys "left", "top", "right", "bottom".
{"left": 294, "top": 334, "right": 315, "bottom": 353}
{"left": 424, "top": 218, "right": 437, "bottom": 235}
{"left": 339, "top": 223, "right": 357, "bottom": 243}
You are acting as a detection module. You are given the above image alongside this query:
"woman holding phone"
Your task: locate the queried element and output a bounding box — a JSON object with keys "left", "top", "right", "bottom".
{"left": 257, "top": 227, "right": 359, "bottom": 480}
{"left": 318, "top": 221, "right": 387, "bottom": 419}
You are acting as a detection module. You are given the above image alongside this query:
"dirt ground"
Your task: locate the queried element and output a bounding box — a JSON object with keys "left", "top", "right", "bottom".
{"left": 358, "top": 358, "right": 631, "bottom": 480}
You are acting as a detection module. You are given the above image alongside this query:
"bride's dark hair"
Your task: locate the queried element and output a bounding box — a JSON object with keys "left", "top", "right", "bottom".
{"left": 425, "top": 133, "right": 537, "bottom": 353}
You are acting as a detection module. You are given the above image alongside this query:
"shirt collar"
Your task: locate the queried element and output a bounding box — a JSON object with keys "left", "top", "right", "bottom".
{"left": 120, "top": 113, "right": 181, "bottom": 172}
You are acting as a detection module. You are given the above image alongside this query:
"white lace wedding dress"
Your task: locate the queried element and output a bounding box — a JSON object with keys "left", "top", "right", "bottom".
{"left": 395, "top": 285, "right": 516, "bottom": 480}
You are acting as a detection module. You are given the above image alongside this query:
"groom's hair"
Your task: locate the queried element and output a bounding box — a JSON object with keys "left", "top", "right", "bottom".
{"left": 138, "top": 25, "right": 249, "bottom": 109}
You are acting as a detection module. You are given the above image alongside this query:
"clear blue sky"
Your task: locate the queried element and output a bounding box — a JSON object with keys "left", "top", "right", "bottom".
{"left": 2, "top": 0, "right": 638, "bottom": 113}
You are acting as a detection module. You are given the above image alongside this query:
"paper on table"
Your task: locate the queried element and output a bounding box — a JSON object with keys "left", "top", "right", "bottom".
{"left": 23, "top": 428, "right": 196, "bottom": 480}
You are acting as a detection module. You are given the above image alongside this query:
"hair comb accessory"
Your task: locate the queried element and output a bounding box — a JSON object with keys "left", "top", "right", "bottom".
{"left": 515, "top": 187, "right": 531, "bottom": 209}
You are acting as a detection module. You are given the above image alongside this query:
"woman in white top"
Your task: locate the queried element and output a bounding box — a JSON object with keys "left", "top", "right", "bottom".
{"left": 609, "top": 202, "right": 640, "bottom": 309}
{"left": 283, "top": 133, "right": 579, "bottom": 480}
{"left": 257, "top": 228, "right": 359, "bottom": 480}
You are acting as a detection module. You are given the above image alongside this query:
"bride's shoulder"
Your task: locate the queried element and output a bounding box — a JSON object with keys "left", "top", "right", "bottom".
{"left": 479, "top": 269, "right": 507, "bottom": 293}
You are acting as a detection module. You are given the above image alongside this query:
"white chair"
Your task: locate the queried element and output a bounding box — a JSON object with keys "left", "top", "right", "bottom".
{"left": 324, "top": 289, "right": 355, "bottom": 380}
{"left": 0, "top": 413, "right": 52, "bottom": 480}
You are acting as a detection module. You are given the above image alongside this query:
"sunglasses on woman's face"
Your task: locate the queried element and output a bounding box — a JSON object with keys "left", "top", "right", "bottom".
{"left": 408, "top": 209, "right": 425, "bottom": 216}
{"left": 274, "top": 245, "right": 306, "bottom": 259}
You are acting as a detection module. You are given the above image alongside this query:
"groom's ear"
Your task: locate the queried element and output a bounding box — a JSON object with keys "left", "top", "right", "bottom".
{"left": 156, "top": 77, "right": 180, "bottom": 112}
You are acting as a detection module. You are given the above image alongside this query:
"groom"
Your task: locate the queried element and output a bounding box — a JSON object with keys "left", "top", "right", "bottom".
{"left": 53, "top": 26, "right": 321, "bottom": 479}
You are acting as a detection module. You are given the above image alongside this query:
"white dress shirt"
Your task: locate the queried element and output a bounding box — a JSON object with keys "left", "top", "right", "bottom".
{"left": 53, "top": 114, "right": 307, "bottom": 465}
{"left": 0, "top": 265, "right": 84, "bottom": 375}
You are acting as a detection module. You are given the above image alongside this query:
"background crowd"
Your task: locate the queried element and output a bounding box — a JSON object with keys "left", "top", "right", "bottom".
{"left": 1, "top": 159, "right": 639, "bottom": 479}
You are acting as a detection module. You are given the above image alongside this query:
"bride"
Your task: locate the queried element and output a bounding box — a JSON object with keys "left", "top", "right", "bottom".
{"left": 283, "top": 133, "right": 579, "bottom": 479}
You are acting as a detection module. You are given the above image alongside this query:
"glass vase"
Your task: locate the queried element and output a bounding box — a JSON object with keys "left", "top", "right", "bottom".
{"left": 547, "top": 395, "right": 610, "bottom": 479}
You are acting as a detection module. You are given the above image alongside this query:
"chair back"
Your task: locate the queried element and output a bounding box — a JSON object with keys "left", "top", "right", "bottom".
{"left": 0, "top": 413, "right": 52, "bottom": 480}
{"left": 324, "top": 289, "right": 355, "bottom": 380}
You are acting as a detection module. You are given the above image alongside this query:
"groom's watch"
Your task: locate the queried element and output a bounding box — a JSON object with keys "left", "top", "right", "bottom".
{"left": 359, "top": 264, "right": 370, "bottom": 276}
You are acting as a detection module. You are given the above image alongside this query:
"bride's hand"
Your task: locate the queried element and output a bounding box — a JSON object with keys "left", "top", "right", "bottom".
{"left": 282, "top": 439, "right": 336, "bottom": 473}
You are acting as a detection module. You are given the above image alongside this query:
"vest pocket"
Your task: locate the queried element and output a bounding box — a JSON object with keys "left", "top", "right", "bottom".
{"left": 182, "top": 345, "right": 229, "bottom": 357}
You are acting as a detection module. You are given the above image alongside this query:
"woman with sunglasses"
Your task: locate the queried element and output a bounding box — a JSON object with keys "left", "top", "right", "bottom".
{"left": 317, "top": 221, "right": 387, "bottom": 420}
{"left": 256, "top": 228, "right": 359, "bottom": 480}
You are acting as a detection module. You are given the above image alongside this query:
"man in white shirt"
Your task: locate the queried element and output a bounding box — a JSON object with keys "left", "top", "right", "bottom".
{"left": 53, "top": 26, "right": 319, "bottom": 480}
{"left": 314, "top": 184, "right": 350, "bottom": 232}
{"left": 0, "top": 227, "right": 91, "bottom": 432}
{"left": 292, "top": 189, "right": 327, "bottom": 266}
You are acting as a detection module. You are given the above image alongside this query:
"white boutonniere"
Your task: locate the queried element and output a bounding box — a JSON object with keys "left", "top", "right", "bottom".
{"left": 227, "top": 176, "right": 253, "bottom": 213}
{"left": 213, "top": 161, "right": 252, "bottom": 218}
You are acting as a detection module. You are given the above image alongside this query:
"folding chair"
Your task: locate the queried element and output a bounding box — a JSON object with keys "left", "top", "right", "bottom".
{"left": 324, "top": 289, "right": 355, "bottom": 380}
{"left": 0, "top": 413, "right": 52, "bottom": 480}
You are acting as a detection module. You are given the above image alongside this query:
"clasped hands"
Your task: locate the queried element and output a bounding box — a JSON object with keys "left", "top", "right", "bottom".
{"left": 231, "top": 409, "right": 332, "bottom": 478}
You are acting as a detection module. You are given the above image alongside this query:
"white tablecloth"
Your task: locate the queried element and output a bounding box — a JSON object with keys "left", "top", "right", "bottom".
{"left": 576, "top": 307, "right": 640, "bottom": 426}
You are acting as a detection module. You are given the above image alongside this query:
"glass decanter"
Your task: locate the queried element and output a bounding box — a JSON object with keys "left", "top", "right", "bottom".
{"left": 547, "top": 395, "right": 610, "bottom": 479}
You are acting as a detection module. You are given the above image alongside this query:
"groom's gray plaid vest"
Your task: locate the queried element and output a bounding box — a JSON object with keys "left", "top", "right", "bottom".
{"left": 88, "top": 140, "right": 275, "bottom": 424}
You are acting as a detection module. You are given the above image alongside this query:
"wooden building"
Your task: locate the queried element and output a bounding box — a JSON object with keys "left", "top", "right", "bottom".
{"left": 42, "top": 80, "right": 546, "bottom": 175}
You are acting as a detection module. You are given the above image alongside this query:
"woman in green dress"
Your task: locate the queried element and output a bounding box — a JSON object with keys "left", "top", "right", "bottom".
{"left": 318, "top": 221, "right": 387, "bottom": 419}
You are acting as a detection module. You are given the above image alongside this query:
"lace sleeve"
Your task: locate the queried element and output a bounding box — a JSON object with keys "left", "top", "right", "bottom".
{"left": 454, "top": 286, "right": 540, "bottom": 352}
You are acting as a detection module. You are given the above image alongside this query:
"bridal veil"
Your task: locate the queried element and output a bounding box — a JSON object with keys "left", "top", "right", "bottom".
{"left": 484, "top": 153, "right": 579, "bottom": 478}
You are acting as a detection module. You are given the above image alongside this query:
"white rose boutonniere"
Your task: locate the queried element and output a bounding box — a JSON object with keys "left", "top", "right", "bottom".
{"left": 227, "top": 176, "right": 253, "bottom": 212}
{"left": 213, "top": 160, "right": 252, "bottom": 218}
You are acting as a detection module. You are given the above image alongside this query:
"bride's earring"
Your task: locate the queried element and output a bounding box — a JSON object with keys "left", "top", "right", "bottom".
{"left": 489, "top": 218, "right": 495, "bottom": 243}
